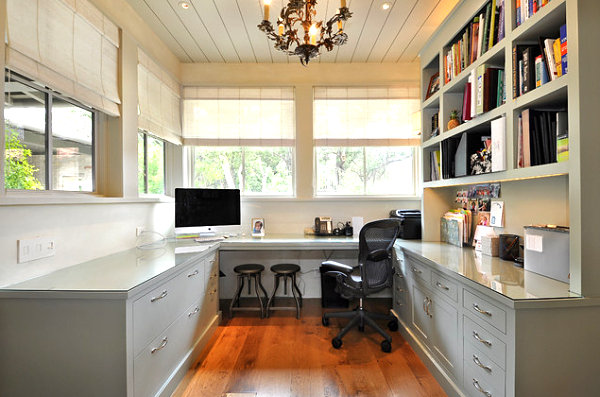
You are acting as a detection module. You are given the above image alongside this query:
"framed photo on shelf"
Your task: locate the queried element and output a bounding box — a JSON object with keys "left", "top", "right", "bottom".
{"left": 426, "top": 72, "right": 440, "bottom": 99}
{"left": 251, "top": 218, "right": 265, "bottom": 237}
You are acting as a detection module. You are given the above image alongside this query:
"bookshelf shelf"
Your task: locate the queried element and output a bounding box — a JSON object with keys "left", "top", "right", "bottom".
{"left": 441, "top": 104, "right": 507, "bottom": 141}
{"left": 513, "top": 74, "right": 568, "bottom": 110}
{"left": 422, "top": 93, "right": 440, "bottom": 109}
{"left": 512, "top": 0, "right": 566, "bottom": 41}
{"left": 422, "top": 160, "right": 569, "bottom": 188}
{"left": 443, "top": 40, "right": 507, "bottom": 94}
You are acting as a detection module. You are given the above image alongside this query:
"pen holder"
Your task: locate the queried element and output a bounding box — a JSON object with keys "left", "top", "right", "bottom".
{"left": 499, "top": 234, "right": 519, "bottom": 261}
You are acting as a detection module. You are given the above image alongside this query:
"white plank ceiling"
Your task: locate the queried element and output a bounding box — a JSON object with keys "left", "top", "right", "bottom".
{"left": 124, "top": 0, "right": 459, "bottom": 63}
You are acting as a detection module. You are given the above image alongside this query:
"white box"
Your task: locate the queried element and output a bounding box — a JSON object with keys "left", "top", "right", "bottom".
{"left": 524, "top": 226, "right": 569, "bottom": 283}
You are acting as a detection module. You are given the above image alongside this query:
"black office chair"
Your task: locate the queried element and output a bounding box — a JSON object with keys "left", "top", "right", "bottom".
{"left": 321, "top": 219, "right": 400, "bottom": 353}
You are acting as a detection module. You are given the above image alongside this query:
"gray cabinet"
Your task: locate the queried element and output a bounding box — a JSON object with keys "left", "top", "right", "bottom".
{"left": 0, "top": 249, "right": 220, "bottom": 397}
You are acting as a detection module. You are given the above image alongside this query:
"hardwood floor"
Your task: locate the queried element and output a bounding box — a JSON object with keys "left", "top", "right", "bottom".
{"left": 173, "top": 299, "right": 447, "bottom": 397}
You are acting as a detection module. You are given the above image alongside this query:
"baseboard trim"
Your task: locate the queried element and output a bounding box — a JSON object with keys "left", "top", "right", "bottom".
{"left": 391, "top": 310, "right": 466, "bottom": 397}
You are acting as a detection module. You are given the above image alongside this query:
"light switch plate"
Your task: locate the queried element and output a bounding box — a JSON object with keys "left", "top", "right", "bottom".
{"left": 18, "top": 237, "right": 56, "bottom": 263}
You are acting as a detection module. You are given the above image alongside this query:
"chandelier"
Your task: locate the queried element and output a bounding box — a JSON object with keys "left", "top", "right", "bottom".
{"left": 258, "top": 0, "right": 353, "bottom": 65}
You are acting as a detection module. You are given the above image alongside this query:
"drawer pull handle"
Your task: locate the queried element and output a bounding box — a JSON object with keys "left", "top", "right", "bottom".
{"left": 435, "top": 281, "right": 449, "bottom": 291}
{"left": 209, "top": 260, "right": 216, "bottom": 265}
{"left": 472, "top": 378, "right": 492, "bottom": 397}
{"left": 472, "top": 331, "right": 492, "bottom": 347}
{"left": 151, "top": 337, "right": 168, "bottom": 354}
{"left": 473, "top": 354, "right": 492, "bottom": 372}
{"left": 209, "top": 289, "right": 217, "bottom": 295}
{"left": 150, "top": 290, "right": 168, "bottom": 302}
{"left": 188, "top": 307, "right": 200, "bottom": 317}
{"left": 412, "top": 267, "right": 422, "bottom": 274}
{"left": 473, "top": 303, "right": 492, "bottom": 317}
{"left": 187, "top": 269, "right": 199, "bottom": 278}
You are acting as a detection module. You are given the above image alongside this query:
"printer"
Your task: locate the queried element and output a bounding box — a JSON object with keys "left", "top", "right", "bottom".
{"left": 389, "top": 210, "right": 422, "bottom": 239}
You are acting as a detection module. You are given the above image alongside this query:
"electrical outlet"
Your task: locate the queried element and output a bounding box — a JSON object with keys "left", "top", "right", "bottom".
{"left": 136, "top": 226, "right": 144, "bottom": 236}
{"left": 18, "top": 237, "right": 56, "bottom": 263}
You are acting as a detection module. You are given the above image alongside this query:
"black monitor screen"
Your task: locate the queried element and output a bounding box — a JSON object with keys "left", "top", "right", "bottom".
{"left": 175, "top": 188, "right": 241, "bottom": 228}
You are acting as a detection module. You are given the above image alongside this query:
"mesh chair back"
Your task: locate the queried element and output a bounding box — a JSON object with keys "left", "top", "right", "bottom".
{"left": 359, "top": 219, "right": 400, "bottom": 294}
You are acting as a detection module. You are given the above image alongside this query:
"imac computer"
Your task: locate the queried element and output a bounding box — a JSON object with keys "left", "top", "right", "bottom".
{"left": 175, "top": 188, "right": 241, "bottom": 237}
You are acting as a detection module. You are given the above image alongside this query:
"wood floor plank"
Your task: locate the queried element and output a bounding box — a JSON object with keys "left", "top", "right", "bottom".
{"left": 174, "top": 299, "right": 447, "bottom": 397}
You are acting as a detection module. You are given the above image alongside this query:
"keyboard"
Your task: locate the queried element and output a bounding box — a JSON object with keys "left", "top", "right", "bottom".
{"left": 194, "top": 236, "right": 225, "bottom": 243}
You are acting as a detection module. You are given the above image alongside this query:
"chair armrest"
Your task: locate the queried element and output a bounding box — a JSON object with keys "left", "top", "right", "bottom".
{"left": 321, "top": 260, "right": 354, "bottom": 274}
{"left": 366, "top": 249, "right": 390, "bottom": 262}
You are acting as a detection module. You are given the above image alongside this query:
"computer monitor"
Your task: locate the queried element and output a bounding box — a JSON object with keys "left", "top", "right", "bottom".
{"left": 175, "top": 188, "right": 241, "bottom": 237}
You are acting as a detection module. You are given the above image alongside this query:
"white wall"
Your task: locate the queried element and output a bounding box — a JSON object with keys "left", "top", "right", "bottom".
{"left": 0, "top": 202, "right": 173, "bottom": 287}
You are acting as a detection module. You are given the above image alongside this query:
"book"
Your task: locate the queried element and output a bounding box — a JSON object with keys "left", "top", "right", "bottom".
{"left": 477, "top": 13, "right": 484, "bottom": 58}
{"left": 482, "top": 3, "right": 492, "bottom": 55}
{"left": 518, "top": 59, "right": 524, "bottom": 96}
{"left": 516, "top": 0, "right": 521, "bottom": 27}
{"left": 553, "top": 38, "right": 562, "bottom": 77}
{"left": 560, "top": 24, "right": 568, "bottom": 75}
{"left": 476, "top": 64, "right": 486, "bottom": 115}
{"left": 471, "top": 16, "right": 480, "bottom": 63}
{"left": 544, "top": 38, "right": 558, "bottom": 80}
{"left": 535, "top": 55, "right": 542, "bottom": 87}
{"left": 431, "top": 112, "right": 439, "bottom": 137}
{"left": 470, "top": 70, "right": 477, "bottom": 118}
{"left": 557, "top": 135, "right": 569, "bottom": 162}
{"left": 517, "top": 113, "right": 524, "bottom": 168}
{"left": 496, "top": 69, "right": 504, "bottom": 107}
{"left": 463, "top": 82, "right": 472, "bottom": 121}
{"left": 491, "top": 116, "right": 506, "bottom": 172}
{"left": 497, "top": 0, "right": 505, "bottom": 42}
{"left": 521, "top": 109, "right": 531, "bottom": 167}
{"left": 488, "top": 0, "right": 497, "bottom": 50}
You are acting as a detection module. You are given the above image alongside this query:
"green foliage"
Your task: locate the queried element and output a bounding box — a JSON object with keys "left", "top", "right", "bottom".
{"left": 4, "top": 125, "right": 43, "bottom": 190}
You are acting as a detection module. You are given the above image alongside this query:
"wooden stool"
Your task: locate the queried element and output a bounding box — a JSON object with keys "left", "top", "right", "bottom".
{"left": 229, "top": 264, "right": 269, "bottom": 318}
{"left": 266, "top": 263, "right": 303, "bottom": 319}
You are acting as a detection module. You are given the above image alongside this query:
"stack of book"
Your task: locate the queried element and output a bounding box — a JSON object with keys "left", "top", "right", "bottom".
{"left": 441, "top": 209, "right": 473, "bottom": 247}
{"left": 516, "top": 0, "right": 551, "bottom": 27}
{"left": 517, "top": 109, "right": 568, "bottom": 167}
{"left": 513, "top": 24, "right": 567, "bottom": 98}
{"left": 462, "top": 65, "right": 505, "bottom": 122}
{"left": 443, "top": 0, "right": 505, "bottom": 84}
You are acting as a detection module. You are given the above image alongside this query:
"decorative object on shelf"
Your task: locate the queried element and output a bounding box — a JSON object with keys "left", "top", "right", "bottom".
{"left": 252, "top": 218, "right": 265, "bottom": 237}
{"left": 258, "top": 0, "right": 352, "bottom": 65}
{"left": 426, "top": 72, "right": 440, "bottom": 99}
{"left": 447, "top": 110, "right": 461, "bottom": 130}
{"left": 431, "top": 112, "right": 440, "bottom": 137}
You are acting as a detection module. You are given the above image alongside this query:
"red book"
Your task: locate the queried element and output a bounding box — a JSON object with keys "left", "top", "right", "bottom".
{"left": 462, "top": 82, "right": 472, "bottom": 121}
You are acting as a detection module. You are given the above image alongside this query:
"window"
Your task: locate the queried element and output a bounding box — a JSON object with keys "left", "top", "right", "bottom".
{"left": 313, "top": 87, "right": 420, "bottom": 196}
{"left": 138, "top": 131, "right": 165, "bottom": 195}
{"left": 183, "top": 87, "right": 295, "bottom": 196}
{"left": 4, "top": 71, "right": 95, "bottom": 191}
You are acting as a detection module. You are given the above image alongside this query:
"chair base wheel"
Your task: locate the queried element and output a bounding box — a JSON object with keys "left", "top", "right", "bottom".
{"left": 388, "top": 319, "right": 399, "bottom": 332}
{"left": 358, "top": 325, "right": 365, "bottom": 332}
{"left": 332, "top": 337, "right": 342, "bottom": 349}
{"left": 322, "top": 316, "right": 330, "bottom": 327}
{"left": 381, "top": 340, "right": 392, "bottom": 353}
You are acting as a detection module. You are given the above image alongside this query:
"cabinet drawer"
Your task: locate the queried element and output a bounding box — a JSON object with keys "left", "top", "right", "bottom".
{"left": 431, "top": 271, "right": 458, "bottom": 302}
{"left": 406, "top": 258, "right": 430, "bottom": 284}
{"left": 133, "top": 299, "right": 204, "bottom": 397}
{"left": 464, "top": 316, "right": 506, "bottom": 369}
{"left": 464, "top": 342, "right": 505, "bottom": 392}
{"left": 393, "top": 274, "right": 407, "bottom": 317}
{"left": 463, "top": 289, "right": 506, "bottom": 333}
{"left": 464, "top": 357, "right": 506, "bottom": 397}
{"left": 133, "top": 260, "right": 205, "bottom": 356}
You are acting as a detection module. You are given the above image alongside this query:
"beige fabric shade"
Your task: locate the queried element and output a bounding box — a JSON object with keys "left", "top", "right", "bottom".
{"left": 182, "top": 87, "right": 295, "bottom": 147}
{"left": 137, "top": 49, "right": 182, "bottom": 145}
{"left": 313, "top": 86, "right": 420, "bottom": 147}
{"left": 5, "top": 0, "right": 120, "bottom": 116}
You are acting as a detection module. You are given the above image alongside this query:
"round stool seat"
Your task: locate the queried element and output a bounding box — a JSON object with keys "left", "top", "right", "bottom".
{"left": 234, "top": 264, "right": 265, "bottom": 274}
{"left": 270, "top": 263, "right": 301, "bottom": 274}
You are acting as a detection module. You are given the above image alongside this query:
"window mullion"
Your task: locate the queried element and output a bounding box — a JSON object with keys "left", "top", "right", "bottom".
{"left": 144, "top": 134, "right": 149, "bottom": 194}
{"left": 46, "top": 92, "right": 53, "bottom": 190}
{"left": 363, "top": 146, "right": 367, "bottom": 195}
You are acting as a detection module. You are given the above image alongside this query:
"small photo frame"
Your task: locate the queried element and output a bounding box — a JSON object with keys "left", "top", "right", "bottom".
{"left": 426, "top": 72, "right": 440, "bottom": 99}
{"left": 251, "top": 218, "right": 265, "bottom": 237}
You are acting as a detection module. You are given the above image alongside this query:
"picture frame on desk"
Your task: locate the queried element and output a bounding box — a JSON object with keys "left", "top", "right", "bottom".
{"left": 426, "top": 72, "right": 440, "bottom": 99}
{"left": 251, "top": 218, "right": 265, "bottom": 237}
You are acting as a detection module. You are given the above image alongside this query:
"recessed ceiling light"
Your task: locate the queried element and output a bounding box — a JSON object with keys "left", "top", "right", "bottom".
{"left": 382, "top": 2, "right": 391, "bottom": 10}
{"left": 179, "top": 1, "right": 190, "bottom": 10}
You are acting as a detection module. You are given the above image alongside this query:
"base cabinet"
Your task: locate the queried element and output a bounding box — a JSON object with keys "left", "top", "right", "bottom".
{"left": 0, "top": 249, "right": 220, "bottom": 397}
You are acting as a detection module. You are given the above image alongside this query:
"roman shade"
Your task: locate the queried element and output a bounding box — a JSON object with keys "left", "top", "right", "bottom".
{"left": 182, "top": 87, "right": 295, "bottom": 146}
{"left": 137, "top": 49, "right": 182, "bottom": 145}
{"left": 5, "top": 0, "right": 121, "bottom": 116}
{"left": 313, "top": 86, "right": 420, "bottom": 146}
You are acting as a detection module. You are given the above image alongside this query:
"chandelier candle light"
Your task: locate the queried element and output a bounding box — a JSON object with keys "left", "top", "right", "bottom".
{"left": 258, "top": 0, "right": 353, "bottom": 65}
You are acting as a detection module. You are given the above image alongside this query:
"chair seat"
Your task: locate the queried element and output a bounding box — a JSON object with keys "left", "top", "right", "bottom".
{"left": 270, "top": 263, "right": 301, "bottom": 274}
{"left": 233, "top": 264, "right": 265, "bottom": 274}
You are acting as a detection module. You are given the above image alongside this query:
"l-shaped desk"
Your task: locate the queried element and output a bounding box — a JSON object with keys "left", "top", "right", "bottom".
{"left": 2, "top": 235, "right": 596, "bottom": 397}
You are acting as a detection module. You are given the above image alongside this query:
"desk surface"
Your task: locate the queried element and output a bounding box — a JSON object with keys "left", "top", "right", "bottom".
{"left": 0, "top": 235, "right": 357, "bottom": 295}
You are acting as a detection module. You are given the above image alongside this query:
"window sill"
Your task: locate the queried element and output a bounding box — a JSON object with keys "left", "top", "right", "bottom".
{"left": 241, "top": 195, "right": 422, "bottom": 202}
{"left": 0, "top": 192, "right": 174, "bottom": 206}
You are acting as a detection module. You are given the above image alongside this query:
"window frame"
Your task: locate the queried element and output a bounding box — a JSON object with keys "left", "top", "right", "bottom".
{"left": 138, "top": 130, "right": 166, "bottom": 196}
{"left": 313, "top": 145, "right": 420, "bottom": 198}
{"left": 188, "top": 145, "right": 296, "bottom": 197}
{"left": 4, "top": 70, "right": 97, "bottom": 193}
